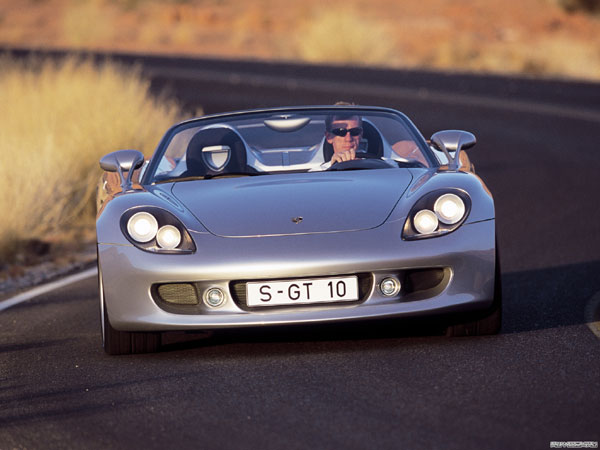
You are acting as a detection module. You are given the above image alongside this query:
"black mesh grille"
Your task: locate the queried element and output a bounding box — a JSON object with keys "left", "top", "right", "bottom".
{"left": 156, "top": 283, "right": 199, "bottom": 305}
{"left": 230, "top": 273, "right": 373, "bottom": 310}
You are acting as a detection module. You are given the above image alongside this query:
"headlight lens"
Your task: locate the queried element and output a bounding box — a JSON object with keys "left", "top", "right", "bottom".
{"left": 434, "top": 193, "right": 465, "bottom": 224}
{"left": 156, "top": 225, "right": 182, "bottom": 250}
{"left": 413, "top": 209, "right": 439, "bottom": 234}
{"left": 402, "top": 190, "right": 471, "bottom": 240}
{"left": 127, "top": 212, "right": 158, "bottom": 243}
{"left": 121, "top": 207, "right": 196, "bottom": 253}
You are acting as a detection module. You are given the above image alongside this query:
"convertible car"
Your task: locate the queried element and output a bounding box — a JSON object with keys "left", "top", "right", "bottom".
{"left": 97, "top": 105, "right": 500, "bottom": 354}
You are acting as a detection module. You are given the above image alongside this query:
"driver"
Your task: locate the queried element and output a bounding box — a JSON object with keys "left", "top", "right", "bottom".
{"left": 324, "top": 106, "right": 473, "bottom": 171}
{"left": 325, "top": 112, "right": 364, "bottom": 164}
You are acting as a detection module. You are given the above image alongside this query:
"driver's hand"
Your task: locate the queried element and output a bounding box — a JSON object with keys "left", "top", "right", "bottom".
{"left": 331, "top": 149, "right": 356, "bottom": 164}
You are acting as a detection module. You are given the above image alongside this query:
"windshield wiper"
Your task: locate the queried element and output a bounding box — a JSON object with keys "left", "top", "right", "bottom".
{"left": 155, "top": 172, "right": 267, "bottom": 184}
{"left": 155, "top": 175, "right": 204, "bottom": 184}
{"left": 395, "top": 161, "right": 427, "bottom": 168}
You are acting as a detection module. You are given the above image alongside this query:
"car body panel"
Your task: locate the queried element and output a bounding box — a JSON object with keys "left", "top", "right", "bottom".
{"left": 170, "top": 169, "right": 414, "bottom": 237}
{"left": 99, "top": 218, "right": 495, "bottom": 330}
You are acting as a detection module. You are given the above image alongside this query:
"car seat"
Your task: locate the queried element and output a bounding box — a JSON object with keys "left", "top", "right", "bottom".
{"left": 183, "top": 127, "right": 248, "bottom": 177}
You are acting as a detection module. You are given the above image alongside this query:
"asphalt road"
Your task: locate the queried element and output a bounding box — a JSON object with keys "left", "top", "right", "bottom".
{"left": 1, "top": 50, "right": 600, "bottom": 450}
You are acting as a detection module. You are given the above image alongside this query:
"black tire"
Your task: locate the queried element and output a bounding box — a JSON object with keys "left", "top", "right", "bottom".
{"left": 98, "top": 262, "right": 161, "bottom": 355}
{"left": 445, "top": 244, "right": 502, "bottom": 337}
{"left": 102, "top": 305, "right": 161, "bottom": 355}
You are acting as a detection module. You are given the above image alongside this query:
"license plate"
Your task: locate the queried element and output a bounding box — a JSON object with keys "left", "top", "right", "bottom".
{"left": 246, "top": 276, "right": 359, "bottom": 307}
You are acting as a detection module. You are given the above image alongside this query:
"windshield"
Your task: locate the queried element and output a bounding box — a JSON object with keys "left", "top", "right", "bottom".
{"left": 146, "top": 108, "right": 434, "bottom": 183}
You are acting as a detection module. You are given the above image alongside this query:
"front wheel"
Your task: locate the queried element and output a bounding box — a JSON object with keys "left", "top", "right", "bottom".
{"left": 102, "top": 304, "right": 161, "bottom": 355}
{"left": 99, "top": 264, "right": 161, "bottom": 355}
{"left": 445, "top": 244, "right": 502, "bottom": 337}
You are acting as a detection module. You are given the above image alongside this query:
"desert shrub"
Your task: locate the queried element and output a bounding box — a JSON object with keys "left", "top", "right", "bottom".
{"left": 0, "top": 56, "right": 186, "bottom": 262}
{"left": 294, "top": 8, "right": 400, "bottom": 66}
{"left": 430, "top": 36, "right": 600, "bottom": 80}
{"left": 62, "top": 1, "right": 116, "bottom": 46}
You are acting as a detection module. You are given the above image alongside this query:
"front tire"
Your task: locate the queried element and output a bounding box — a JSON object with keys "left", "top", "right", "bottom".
{"left": 102, "top": 305, "right": 161, "bottom": 355}
{"left": 445, "top": 244, "right": 502, "bottom": 337}
{"left": 98, "top": 261, "right": 161, "bottom": 355}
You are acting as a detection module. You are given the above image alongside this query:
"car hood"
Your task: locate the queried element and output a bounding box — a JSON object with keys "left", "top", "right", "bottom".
{"left": 171, "top": 170, "right": 413, "bottom": 237}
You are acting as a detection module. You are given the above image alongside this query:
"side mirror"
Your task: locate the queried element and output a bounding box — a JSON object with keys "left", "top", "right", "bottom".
{"left": 99, "top": 150, "right": 145, "bottom": 191}
{"left": 430, "top": 130, "right": 476, "bottom": 170}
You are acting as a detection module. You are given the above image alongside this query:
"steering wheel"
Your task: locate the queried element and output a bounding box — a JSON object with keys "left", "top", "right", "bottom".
{"left": 327, "top": 155, "right": 390, "bottom": 171}
{"left": 354, "top": 151, "right": 380, "bottom": 159}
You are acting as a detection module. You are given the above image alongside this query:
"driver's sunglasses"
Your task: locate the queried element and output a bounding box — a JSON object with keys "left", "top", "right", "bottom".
{"left": 330, "top": 127, "right": 363, "bottom": 137}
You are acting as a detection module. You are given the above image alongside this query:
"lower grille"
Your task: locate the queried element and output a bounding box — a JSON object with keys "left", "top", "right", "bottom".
{"left": 403, "top": 268, "right": 446, "bottom": 293}
{"left": 155, "top": 283, "right": 199, "bottom": 305}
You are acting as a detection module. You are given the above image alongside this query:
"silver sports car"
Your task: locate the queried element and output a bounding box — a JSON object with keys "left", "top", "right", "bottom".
{"left": 97, "top": 105, "right": 500, "bottom": 354}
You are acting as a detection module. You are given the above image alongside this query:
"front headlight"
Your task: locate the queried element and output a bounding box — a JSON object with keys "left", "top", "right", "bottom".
{"left": 156, "top": 225, "right": 182, "bottom": 250}
{"left": 121, "top": 207, "right": 195, "bottom": 253}
{"left": 434, "top": 193, "right": 465, "bottom": 225}
{"left": 413, "top": 209, "right": 439, "bottom": 234}
{"left": 127, "top": 212, "right": 159, "bottom": 243}
{"left": 403, "top": 190, "right": 471, "bottom": 240}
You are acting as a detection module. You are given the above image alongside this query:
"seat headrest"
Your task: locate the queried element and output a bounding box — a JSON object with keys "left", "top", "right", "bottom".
{"left": 185, "top": 127, "right": 247, "bottom": 177}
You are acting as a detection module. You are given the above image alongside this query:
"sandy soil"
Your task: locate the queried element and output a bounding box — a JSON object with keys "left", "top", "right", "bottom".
{"left": 1, "top": 0, "right": 599, "bottom": 80}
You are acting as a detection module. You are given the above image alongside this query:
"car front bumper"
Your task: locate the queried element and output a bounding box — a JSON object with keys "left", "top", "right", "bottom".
{"left": 99, "top": 219, "right": 496, "bottom": 331}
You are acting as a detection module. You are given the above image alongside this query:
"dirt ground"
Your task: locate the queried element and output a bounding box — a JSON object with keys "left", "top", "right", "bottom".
{"left": 1, "top": 0, "right": 600, "bottom": 81}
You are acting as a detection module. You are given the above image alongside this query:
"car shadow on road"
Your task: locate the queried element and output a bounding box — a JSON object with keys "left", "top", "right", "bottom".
{"left": 501, "top": 259, "right": 600, "bottom": 334}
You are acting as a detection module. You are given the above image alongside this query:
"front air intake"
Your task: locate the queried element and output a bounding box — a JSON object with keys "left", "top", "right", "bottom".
{"left": 156, "top": 283, "right": 199, "bottom": 305}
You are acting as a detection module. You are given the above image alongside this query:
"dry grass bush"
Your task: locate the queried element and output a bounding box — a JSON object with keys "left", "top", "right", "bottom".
{"left": 518, "top": 37, "right": 600, "bottom": 79}
{"left": 294, "top": 7, "right": 400, "bottom": 66}
{"left": 137, "top": 7, "right": 199, "bottom": 48}
{"left": 62, "top": 0, "right": 117, "bottom": 46}
{"left": 0, "top": 56, "right": 185, "bottom": 262}
{"left": 431, "top": 35, "right": 600, "bottom": 80}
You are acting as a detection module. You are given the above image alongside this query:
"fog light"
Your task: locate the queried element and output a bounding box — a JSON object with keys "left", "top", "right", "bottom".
{"left": 204, "top": 288, "right": 225, "bottom": 308}
{"left": 380, "top": 277, "right": 401, "bottom": 297}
